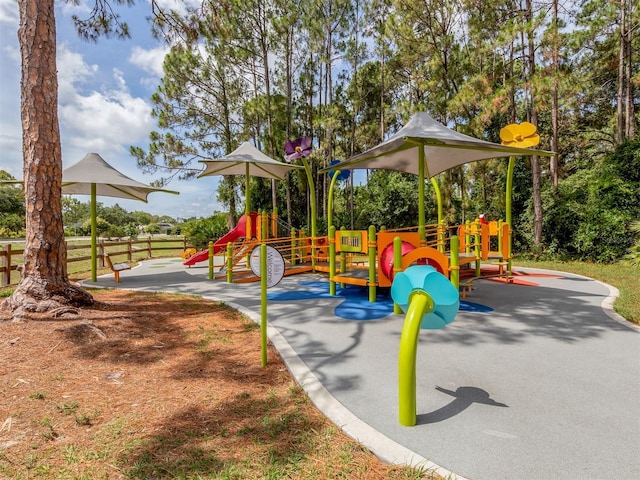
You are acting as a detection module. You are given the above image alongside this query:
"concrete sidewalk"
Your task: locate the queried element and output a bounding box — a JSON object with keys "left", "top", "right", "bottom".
{"left": 82, "top": 258, "right": 640, "bottom": 480}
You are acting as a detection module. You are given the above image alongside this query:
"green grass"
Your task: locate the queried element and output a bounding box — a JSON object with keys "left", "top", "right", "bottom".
{"left": 1, "top": 236, "right": 187, "bottom": 285}
{"left": 513, "top": 258, "right": 639, "bottom": 325}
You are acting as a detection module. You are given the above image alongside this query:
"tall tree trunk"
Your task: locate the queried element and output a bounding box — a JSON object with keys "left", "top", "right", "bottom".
{"left": 285, "top": 25, "right": 293, "bottom": 225}
{"left": 623, "top": 0, "right": 635, "bottom": 139}
{"left": 3, "top": 0, "right": 93, "bottom": 317}
{"left": 550, "top": 0, "right": 559, "bottom": 189}
{"left": 616, "top": 0, "right": 627, "bottom": 144}
{"left": 525, "top": 0, "right": 543, "bottom": 246}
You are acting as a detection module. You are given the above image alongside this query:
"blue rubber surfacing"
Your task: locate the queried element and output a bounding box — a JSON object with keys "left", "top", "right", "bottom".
{"left": 268, "top": 280, "right": 492, "bottom": 321}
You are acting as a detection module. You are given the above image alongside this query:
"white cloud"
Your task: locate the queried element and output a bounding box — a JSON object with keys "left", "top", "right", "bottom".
{"left": 60, "top": 88, "right": 153, "bottom": 154}
{"left": 57, "top": 44, "right": 99, "bottom": 101}
{"left": 0, "top": 0, "right": 17, "bottom": 24}
{"left": 152, "top": 0, "right": 202, "bottom": 16}
{"left": 54, "top": 42, "right": 154, "bottom": 164}
{"left": 129, "top": 44, "right": 169, "bottom": 89}
{"left": 129, "top": 45, "right": 168, "bottom": 77}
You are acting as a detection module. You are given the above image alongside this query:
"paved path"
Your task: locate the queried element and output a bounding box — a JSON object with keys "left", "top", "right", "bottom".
{"left": 82, "top": 259, "right": 640, "bottom": 480}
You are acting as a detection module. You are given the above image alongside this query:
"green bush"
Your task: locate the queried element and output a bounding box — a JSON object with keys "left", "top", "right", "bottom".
{"left": 181, "top": 214, "right": 229, "bottom": 249}
{"left": 624, "top": 220, "right": 640, "bottom": 266}
{"left": 539, "top": 137, "right": 639, "bottom": 262}
{"left": 82, "top": 217, "right": 111, "bottom": 237}
{"left": 144, "top": 223, "right": 161, "bottom": 234}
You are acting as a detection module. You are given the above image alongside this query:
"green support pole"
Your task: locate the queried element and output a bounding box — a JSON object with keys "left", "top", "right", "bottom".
{"left": 245, "top": 163, "right": 251, "bottom": 239}
{"left": 91, "top": 183, "right": 97, "bottom": 282}
{"left": 393, "top": 236, "right": 403, "bottom": 315}
{"left": 398, "top": 290, "right": 434, "bottom": 426}
{"left": 450, "top": 236, "right": 460, "bottom": 290}
{"left": 329, "top": 226, "right": 336, "bottom": 296}
{"left": 226, "top": 242, "right": 233, "bottom": 283}
{"left": 368, "top": 225, "right": 376, "bottom": 302}
{"left": 208, "top": 241, "right": 214, "bottom": 280}
{"left": 418, "top": 149, "right": 425, "bottom": 243}
{"left": 260, "top": 243, "right": 268, "bottom": 367}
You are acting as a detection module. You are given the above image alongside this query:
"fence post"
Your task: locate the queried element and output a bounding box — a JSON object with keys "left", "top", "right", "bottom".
{"left": 208, "top": 241, "right": 214, "bottom": 280}
{"left": 98, "top": 240, "right": 105, "bottom": 267}
{"left": 1, "top": 244, "right": 9, "bottom": 287}
{"left": 147, "top": 236, "right": 152, "bottom": 258}
{"left": 127, "top": 238, "right": 133, "bottom": 261}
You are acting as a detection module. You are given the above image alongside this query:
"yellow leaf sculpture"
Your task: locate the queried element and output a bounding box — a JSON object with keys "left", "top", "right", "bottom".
{"left": 499, "top": 122, "right": 540, "bottom": 148}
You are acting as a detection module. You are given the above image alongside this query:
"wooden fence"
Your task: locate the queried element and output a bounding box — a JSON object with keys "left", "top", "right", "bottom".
{"left": 0, "top": 236, "right": 187, "bottom": 287}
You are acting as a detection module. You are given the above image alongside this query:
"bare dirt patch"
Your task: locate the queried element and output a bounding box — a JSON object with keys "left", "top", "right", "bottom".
{"left": 1, "top": 289, "right": 430, "bottom": 479}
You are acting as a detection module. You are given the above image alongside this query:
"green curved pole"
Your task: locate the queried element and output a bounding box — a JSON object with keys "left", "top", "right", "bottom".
{"left": 506, "top": 156, "right": 515, "bottom": 273}
{"left": 398, "top": 290, "right": 434, "bottom": 426}
{"left": 506, "top": 157, "right": 515, "bottom": 227}
{"left": 301, "top": 158, "right": 317, "bottom": 269}
{"left": 91, "top": 182, "right": 97, "bottom": 282}
{"left": 430, "top": 177, "right": 443, "bottom": 225}
{"left": 328, "top": 170, "right": 341, "bottom": 233}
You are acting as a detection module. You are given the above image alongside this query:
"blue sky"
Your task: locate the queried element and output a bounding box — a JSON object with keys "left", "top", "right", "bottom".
{"left": 0, "top": 0, "right": 223, "bottom": 218}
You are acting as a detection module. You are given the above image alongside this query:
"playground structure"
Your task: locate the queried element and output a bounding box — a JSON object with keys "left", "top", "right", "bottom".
{"left": 184, "top": 116, "right": 549, "bottom": 301}
{"left": 184, "top": 209, "right": 512, "bottom": 301}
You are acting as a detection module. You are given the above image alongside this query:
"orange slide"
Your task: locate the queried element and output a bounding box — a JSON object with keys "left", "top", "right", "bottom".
{"left": 183, "top": 213, "right": 258, "bottom": 266}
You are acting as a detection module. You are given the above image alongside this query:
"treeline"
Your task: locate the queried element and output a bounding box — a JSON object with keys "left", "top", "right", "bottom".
{"left": 0, "top": 177, "right": 231, "bottom": 248}
{"left": 127, "top": 0, "right": 638, "bottom": 263}
{"left": 0, "top": 178, "right": 178, "bottom": 239}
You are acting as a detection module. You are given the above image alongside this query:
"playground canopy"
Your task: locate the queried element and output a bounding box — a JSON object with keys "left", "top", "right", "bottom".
{"left": 198, "top": 142, "right": 303, "bottom": 236}
{"left": 62, "top": 152, "right": 179, "bottom": 282}
{"left": 321, "top": 112, "right": 553, "bottom": 240}
{"left": 198, "top": 141, "right": 302, "bottom": 181}
{"left": 62, "top": 153, "right": 178, "bottom": 201}
{"left": 324, "top": 112, "right": 553, "bottom": 177}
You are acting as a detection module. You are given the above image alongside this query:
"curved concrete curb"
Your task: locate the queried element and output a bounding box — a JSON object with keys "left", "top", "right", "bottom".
{"left": 208, "top": 297, "right": 469, "bottom": 480}
{"left": 520, "top": 266, "right": 639, "bottom": 332}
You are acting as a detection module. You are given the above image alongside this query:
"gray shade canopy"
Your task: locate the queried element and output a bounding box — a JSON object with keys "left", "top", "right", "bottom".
{"left": 323, "top": 112, "right": 553, "bottom": 177}
{"left": 62, "top": 152, "right": 178, "bottom": 201}
{"left": 63, "top": 153, "right": 178, "bottom": 282}
{"left": 198, "top": 141, "right": 302, "bottom": 180}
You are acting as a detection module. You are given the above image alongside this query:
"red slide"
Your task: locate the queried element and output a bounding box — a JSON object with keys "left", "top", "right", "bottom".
{"left": 183, "top": 213, "right": 258, "bottom": 266}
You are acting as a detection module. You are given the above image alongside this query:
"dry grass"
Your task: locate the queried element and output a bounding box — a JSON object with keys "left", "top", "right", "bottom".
{"left": 0, "top": 289, "right": 434, "bottom": 479}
